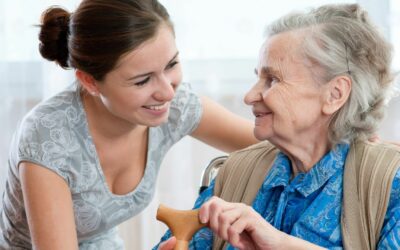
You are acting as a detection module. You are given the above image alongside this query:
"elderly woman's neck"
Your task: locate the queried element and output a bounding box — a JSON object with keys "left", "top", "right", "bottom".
{"left": 276, "top": 135, "right": 331, "bottom": 175}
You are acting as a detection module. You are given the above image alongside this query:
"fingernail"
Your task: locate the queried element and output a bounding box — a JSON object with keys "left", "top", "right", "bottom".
{"left": 199, "top": 214, "right": 206, "bottom": 224}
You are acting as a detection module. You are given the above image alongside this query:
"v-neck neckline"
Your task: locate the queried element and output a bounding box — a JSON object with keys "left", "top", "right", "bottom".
{"left": 76, "top": 90, "right": 153, "bottom": 198}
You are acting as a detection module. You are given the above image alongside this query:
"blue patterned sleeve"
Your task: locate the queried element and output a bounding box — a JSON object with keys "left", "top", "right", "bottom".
{"left": 153, "top": 180, "right": 215, "bottom": 250}
{"left": 377, "top": 168, "right": 400, "bottom": 248}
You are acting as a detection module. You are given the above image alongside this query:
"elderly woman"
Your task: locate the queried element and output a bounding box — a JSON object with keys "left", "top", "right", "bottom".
{"left": 157, "top": 3, "right": 400, "bottom": 250}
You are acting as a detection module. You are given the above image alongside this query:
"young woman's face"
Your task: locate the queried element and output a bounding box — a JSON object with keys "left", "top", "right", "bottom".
{"left": 95, "top": 24, "right": 182, "bottom": 127}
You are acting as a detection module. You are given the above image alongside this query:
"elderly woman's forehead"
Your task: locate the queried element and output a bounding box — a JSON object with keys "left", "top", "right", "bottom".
{"left": 259, "top": 32, "right": 305, "bottom": 65}
{"left": 264, "top": 32, "right": 304, "bottom": 54}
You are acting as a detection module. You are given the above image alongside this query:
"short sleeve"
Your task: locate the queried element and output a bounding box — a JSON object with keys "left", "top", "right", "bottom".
{"left": 166, "top": 82, "right": 202, "bottom": 142}
{"left": 14, "top": 96, "right": 80, "bottom": 184}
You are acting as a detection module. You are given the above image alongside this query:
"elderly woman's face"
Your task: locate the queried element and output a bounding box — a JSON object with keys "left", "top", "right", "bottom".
{"left": 244, "top": 31, "right": 328, "bottom": 144}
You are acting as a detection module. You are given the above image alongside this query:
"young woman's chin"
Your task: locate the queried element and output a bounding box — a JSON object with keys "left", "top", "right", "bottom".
{"left": 145, "top": 118, "right": 169, "bottom": 127}
{"left": 139, "top": 112, "right": 170, "bottom": 127}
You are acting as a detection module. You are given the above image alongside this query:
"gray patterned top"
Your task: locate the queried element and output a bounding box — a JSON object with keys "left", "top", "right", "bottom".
{"left": 0, "top": 82, "right": 202, "bottom": 249}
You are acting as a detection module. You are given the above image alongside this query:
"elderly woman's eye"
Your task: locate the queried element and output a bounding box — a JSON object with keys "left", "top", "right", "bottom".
{"left": 266, "top": 76, "right": 279, "bottom": 86}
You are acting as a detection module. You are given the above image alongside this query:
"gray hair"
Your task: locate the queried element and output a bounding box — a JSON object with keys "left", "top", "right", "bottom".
{"left": 265, "top": 4, "right": 393, "bottom": 146}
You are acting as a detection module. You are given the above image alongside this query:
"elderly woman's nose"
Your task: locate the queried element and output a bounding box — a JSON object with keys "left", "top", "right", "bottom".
{"left": 244, "top": 84, "right": 263, "bottom": 105}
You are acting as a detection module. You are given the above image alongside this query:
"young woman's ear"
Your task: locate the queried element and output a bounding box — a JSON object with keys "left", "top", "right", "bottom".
{"left": 75, "top": 70, "right": 99, "bottom": 96}
{"left": 322, "top": 75, "right": 352, "bottom": 115}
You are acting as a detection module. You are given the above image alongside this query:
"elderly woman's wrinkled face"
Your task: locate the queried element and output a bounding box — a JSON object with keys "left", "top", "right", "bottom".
{"left": 244, "top": 31, "right": 328, "bottom": 144}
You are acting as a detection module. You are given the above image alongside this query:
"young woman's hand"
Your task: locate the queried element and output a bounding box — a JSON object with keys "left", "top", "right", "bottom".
{"left": 158, "top": 236, "right": 177, "bottom": 250}
{"left": 198, "top": 197, "right": 285, "bottom": 250}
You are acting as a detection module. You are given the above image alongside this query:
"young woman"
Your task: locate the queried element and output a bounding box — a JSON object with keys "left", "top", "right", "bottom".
{"left": 0, "top": 0, "right": 257, "bottom": 249}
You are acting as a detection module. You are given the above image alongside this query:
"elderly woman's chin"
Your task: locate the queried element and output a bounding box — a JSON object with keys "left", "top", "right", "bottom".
{"left": 253, "top": 124, "right": 299, "bottom": 148}
{"left": 252, "top": 114, "right": 275, "bottom": 140}
{"left": 253, "top": 126, "right": 274, "bottom": 142}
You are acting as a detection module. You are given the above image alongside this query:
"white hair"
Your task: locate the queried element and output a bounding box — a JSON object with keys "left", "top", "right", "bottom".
{"left": 265, "top": 4, "right": 393, "bottom": 146}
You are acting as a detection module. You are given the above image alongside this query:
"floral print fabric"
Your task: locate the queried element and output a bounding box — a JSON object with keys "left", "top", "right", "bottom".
{"left": 0, "top": 82, "right": 202, "bottom": 249}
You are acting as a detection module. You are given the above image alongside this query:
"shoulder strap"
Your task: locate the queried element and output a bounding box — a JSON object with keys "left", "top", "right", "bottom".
{"left": 212, "top": 141, "right": 279, "bottom": 250}
{"left": 341, "top": 141, "right": 400, "bottom": 250}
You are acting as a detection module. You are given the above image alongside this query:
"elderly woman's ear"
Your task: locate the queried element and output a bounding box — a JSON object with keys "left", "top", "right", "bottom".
{"left": 322, "top": 75, "right": 352, "bottom": 115}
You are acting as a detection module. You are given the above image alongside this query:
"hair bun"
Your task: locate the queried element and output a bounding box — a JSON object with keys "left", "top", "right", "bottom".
{"left": 38, "top": 7, "right": 70, "bottom": 68}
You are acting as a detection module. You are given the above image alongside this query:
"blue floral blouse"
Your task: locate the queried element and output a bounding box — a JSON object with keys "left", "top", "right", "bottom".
{"left": 156, "top": 144, "right": 400, "bottom": 249}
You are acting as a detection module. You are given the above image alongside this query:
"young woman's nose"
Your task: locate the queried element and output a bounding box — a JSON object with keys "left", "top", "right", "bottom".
{"left": 153, "top": 75, "right": 175, "bottom": 101}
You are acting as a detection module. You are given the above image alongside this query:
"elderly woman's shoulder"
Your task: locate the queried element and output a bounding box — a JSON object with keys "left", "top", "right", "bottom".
{"left": 235, "top": 141, "right": 277, "bottom": 154}
{"left": 225, "top": 141, "right": 279, "bottom": 164}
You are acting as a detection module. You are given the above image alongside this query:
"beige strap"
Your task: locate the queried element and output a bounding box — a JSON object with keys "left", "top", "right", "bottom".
{"left": 213, "top": 141, "right": 278, "bottom": 250}
{"left": 341, "top": 141, "right": 400, "bottom": 250}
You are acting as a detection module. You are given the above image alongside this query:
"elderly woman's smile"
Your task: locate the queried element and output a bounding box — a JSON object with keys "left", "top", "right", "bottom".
{"left": 244, "top": 31, "right": 336, "bottom": 170}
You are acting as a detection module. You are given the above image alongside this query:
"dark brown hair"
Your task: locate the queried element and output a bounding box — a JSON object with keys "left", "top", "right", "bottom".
{"left": 38, "top": 0, "right": 173, "bottom": 80}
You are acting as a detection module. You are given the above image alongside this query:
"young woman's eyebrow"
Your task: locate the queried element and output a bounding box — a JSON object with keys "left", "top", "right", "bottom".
{"left": 127, "top": 52, "right": 180, "bottom": 81}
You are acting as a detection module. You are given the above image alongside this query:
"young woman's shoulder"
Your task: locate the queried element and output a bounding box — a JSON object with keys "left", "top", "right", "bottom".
{"left": 21, "top": 85, "right": 80, "bottom": 127}
{"left": 11, "top": 85, "right": 84, "bottom": 181}
{"left": 166, "top": 82, "right": 202, "bottom": 139}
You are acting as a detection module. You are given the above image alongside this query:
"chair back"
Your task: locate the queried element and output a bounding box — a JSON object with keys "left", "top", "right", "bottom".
{"left": 199, "top": 156, "right": 227, "bottom": 194}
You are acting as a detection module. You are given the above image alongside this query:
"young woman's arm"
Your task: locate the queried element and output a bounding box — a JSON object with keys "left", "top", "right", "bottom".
{"left": 191, "top": 96, "right": 258, "bottom": 152}
{"left": 19, "top": 162, "right": 78, "bottom": 250}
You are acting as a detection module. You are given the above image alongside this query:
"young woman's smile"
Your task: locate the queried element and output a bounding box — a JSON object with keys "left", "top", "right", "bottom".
{"left": 142, "top": 102, "right": 170, "bottom": 116}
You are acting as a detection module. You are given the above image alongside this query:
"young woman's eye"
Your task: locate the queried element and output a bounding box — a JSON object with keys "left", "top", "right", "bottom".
{"left": 166, "top": 61, "right": 179, "bottom": 70}
{"left": 134, "top": 76, "right": 150, "bottom": 86}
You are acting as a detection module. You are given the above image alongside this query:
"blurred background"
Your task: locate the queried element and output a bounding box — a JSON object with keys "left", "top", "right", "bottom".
{"left": 1, "top": 0, "right": 399, "bottom": 249}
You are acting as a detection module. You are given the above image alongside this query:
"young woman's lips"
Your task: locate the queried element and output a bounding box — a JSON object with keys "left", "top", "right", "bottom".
{"left": 142, "top": 103, "right": 169, "bottom": 115}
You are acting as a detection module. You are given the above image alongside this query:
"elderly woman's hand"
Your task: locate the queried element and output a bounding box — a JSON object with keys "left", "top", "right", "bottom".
{"left": 199, "top": 196, "right": 286, "bottom": 250}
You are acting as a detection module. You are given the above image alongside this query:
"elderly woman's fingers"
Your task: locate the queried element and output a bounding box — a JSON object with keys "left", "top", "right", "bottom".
{"left": 200, "top": 199, "right": 284, "bottom": 249}
{"left": 200, "top": 198, "right": 260, "bottom": 247}
{"left": 226, "top": 215, "right": 258, "bottom": 250}
{"left": 225, "top": 206, "right": 259, "bottom": 249}
{"left": 217, "top": 206, "right": 242, "bottom": 241}
{"left": 198, "top": 196, "right": 215, "bottom": 223}
{"left": 199, "top": 196, "right": 235, "bottom": 231}
{"left": 158, "top": 236, "right": 176, "bottom": 250}
{"left": 229, "top": 208, "right": 286, "bottom": 250}
{"left": 208, "top": 198, "right": 230, "bottom": 232}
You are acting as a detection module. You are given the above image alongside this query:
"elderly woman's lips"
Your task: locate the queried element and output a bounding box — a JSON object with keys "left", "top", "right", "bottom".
{"left": 254, "top": 112, "right": 271, "bottom": 117}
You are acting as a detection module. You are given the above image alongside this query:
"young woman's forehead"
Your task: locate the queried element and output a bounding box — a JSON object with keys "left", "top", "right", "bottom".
{"left": 116, "top": 26, "right": 177, "bottom": 69}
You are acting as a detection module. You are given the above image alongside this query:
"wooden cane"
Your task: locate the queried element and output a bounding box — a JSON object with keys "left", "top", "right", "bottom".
{"left": 156, "top": 204, "right": 206, "bottom": 250}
